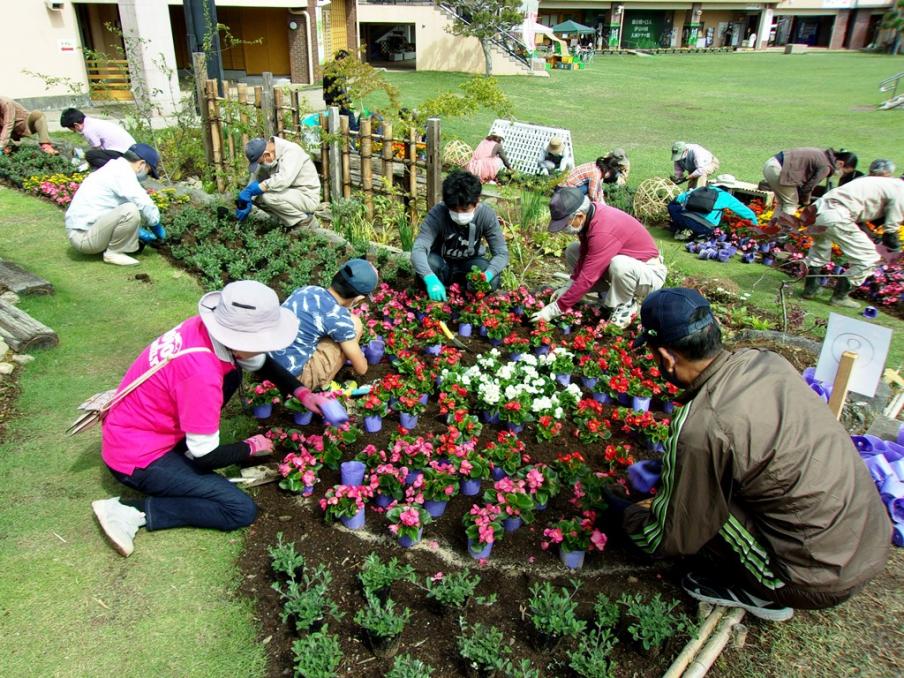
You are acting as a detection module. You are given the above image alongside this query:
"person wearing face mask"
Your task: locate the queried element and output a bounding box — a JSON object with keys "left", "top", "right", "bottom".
{"left": 237, "top": 136, "right": 321, "bottom": 227}
{"left": 410, "top": 171, "right": 509, "bottom": 301}
{"left": 92, "top": 281, "right": 301, "bottom": 556}
{"left": 64, "top": 143, "right": 164, "bottom": 266}
{"left": 265, "top": 259, "right": 378, "bottom": 390}
{"left": 532, "top": 187, "right": 665, "bottom": 329}
{"left": 762, "top": 147, "right": 858, "bottom": 215}
{"left": 618, "top": 288, "right": 889, "bottom": 622}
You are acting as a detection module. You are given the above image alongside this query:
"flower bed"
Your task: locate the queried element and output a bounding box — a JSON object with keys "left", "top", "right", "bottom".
{"left": 239, "top": 282, "right": 692, "bottom": 675}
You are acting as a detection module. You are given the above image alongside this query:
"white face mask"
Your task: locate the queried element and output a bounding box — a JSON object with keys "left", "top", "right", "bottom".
{"left": 259, "top": 161, "right": 274, "bottom": 171}
{"left": 450, "top": 210, "right": 475, "bottom": 226}
{"left": 235, "top": 353, "right": 266, "bottom": 372}
{"left": 135, "top": 163, "right": 148, "bottom": 182}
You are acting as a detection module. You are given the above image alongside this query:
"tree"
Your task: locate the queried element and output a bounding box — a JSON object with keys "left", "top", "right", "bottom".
{"left": 443, "top": 0, "right": 525, "bottom": 76}
{"left": 883, "top": 0, "right": 903, "bottom": 54}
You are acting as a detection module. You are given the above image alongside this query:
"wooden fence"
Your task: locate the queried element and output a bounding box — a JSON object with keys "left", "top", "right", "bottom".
{"left": 84, "top": 58, "right": 132, "bottom": 101}
{"left": 195, "top": 54, "right": 441, "bottom": 222}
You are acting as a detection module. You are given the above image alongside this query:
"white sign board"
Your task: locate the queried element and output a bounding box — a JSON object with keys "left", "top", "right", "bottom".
{"left": 815, "top": 313, "right": 893, "bottom": 397}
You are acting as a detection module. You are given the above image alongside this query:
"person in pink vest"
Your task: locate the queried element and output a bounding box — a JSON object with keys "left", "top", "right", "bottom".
{"left": 531, "top": 187, "right": 667, "bottom": 329}
{"left": 92, "top": 280, "right": 300, "bottom": 557}
{"left": 465, "top": 133, "right": 511, "bottom": 183}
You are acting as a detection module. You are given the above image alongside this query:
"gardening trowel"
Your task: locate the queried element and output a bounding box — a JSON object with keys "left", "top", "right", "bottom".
{"left": 438, "top": 320, "right": 470, "bottom": 351}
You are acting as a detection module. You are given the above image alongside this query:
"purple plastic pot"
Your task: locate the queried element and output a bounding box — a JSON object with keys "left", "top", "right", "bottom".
{"left": 424, "top": 344, "right": 443, "bottom": 357}
{"left": 479, "top": 325, "right": 488, "bottom": 337}
{"left": 398, "top": 529, "right": 423, "bottom": 548}
{"left": 399, "top": 413, "right": 419, "bottom": 430}
{"left": 419, "top": 393, "right": 429, "bottom": 405}
{"left": 760, "top": 242, "right": 773, "bottom": 253}
{"left": 628, "top": 459, "right": 663, "bottom": 494}
{"left": 880, "top": 475, "right": 904, "bottom": 502}
{"left": 741, "top": 252, "right": 755, "bottom": 264}
{"left": 460, "top": 478, "right": 481, "bottom": 496}
{"left": 717, "top": 249, "right": 733, "bottom": 263}
{"left": 252, "top": 403, "right": 272, "bottom": 419}
{"left": 898, "top": 423, "right": 904, "bottom": 446}
{"left": 374, "top": 493, "right": 393, "bottom": 508}
{"left": 580, "top": 376, "right": 599, "bottom": 389}
{"left": 555, "top": 374, "right": 572, "bottom": 386}
{"left": 467, "top": 538, "right": 493, "bottom": 560}
{"left": 489, "top": 338, "right": 502, "bottom": 347}
{"left": 491, "top": 467, "right": 508, "bottom": 481}
{"left": 865, "top": 454, "right": 894, "bottom": 483}
{"left": 561, "top": 325, "right": 572, "bottom": 335}
{"left": 885, "top": 441, "right": 904, "bottom": 463}
{"left": 809, "top": 383, "right": 829, "bottom": 403}
{"left": 480, "top": 410, "right": 500, "bottom": 425}
{"left": 592, "top": 392, "right": 611, "bottom": 404}
{"left": 762, "top": 256, "right": 775, "bottom": 266}
{"left": 510, "top": 353, "right": 523, "bottom": 362}
{"left": 363, "top": 339, "right": 385, "bottom": 365}
{"left": 685, "top": 242, "right": 698, "bottom": 253}
{"left": 662, "top": 401, "right": 675, "bottom": 414}
{"left": 617, "top": 393, "right": 631, "bottom": 407}
{"left": 364, "top": 415, "right": 383, "bottom": 433}
{"left": 631, "top": 396, "right": 651, "bottom": 412}
{"left": 294, "top": 410, "right": 314, "bottom": 426}
{"left": 502, "top": 516, "right": 523, "bottom": 533}
{"left": 534, "top": 345, "right": 550, "bottom": 357}
{"left": 890, "top": 459, "right": 904, "bottom": 482}
{"left": 340, "top": 507, "right": 365, "bottom": 530}
{"left": 535, "top": 501, "right": 547, "bottom": 512}
{"left": 852, "top": 434, "right": 887, "bottom": 455}
{"left": 424, "top": 499, "right": 448, "bottom": 518}
{"left": 404, "top": 470, "right": 423, "bottom": 485}
{"left": 318, "top": 397, "right": 349, "bottom": 426}
{"left": 458, "top": 322, "right": 473, "bottom": 337}
{"left": 302, "top": 485, "right": 315, "bottom": 497}
{"left": 505, "top": 422, "right": 524, "bottom": 434}
{"left": 560, "top": 548, "right": 585, "bottom": 570}
{"left": 863, "top": 306, "right": 879, "bottom": 319}
{"left": 513, "top": 305, "right": 524, "bottom": 316}
{"left": 893, "top": 524, "right": 904, "bottom": 547}
{"left": 802, "top": 367, "right": 817, "bottom": 384}
{"left": 340, "top": 461, "right": 366, "bottom": 486}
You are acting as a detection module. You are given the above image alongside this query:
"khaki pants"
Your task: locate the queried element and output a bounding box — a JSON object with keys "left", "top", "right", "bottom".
{"left": 256, "top": 188, "right": 320, "bottom": 227}
{"left": 565, "top": 243, "right": 667, "bottom": 308}
{"left": 687, "top": 156, "right": 720, "bottom": 189}
{"left": 762, "top": 156, "right": 799, "bottom": 215}
{"left": 299, "top": 315, "right": 362, "bottom": 390}
{"left": 12, "top": 111, "right": 52, "bottom": 144}
{"left": 68, "top": 203, "right": 140, "bottom": 255}
{"left": 803, "top": 203, "right": 881, "bottom": 286}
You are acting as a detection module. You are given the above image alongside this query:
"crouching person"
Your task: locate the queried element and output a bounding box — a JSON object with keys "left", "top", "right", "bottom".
{"left": 92, "top": 281, "right": 300, "bottom": 556}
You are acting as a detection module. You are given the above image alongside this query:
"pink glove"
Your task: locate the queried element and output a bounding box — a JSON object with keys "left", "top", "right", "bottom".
{"left": 245, "top": 434, "right": 273, "bottom": 457}
{"left": 293, "top": 386, "right": 349, "bottom": 426}
{"left": 293, "top": 386, "right": 322, "bottom": 415}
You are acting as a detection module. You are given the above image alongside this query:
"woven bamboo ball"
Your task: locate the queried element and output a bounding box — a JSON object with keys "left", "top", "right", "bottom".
{"left": 633, "top": 177, "right": 681, "bottom": 222}
{"left": 443, "top": 139, "right": 473, "bottom": 167}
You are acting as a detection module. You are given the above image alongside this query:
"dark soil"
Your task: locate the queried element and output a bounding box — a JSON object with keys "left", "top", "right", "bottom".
{"left": 237, "top": 332, "right": 696, "bottom": 677}
{"left": 0, "top": 365, "right": 19, "bottom": 441}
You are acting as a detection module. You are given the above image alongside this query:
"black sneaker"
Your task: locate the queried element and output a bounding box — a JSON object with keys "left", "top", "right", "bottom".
{"left": 682, "top": 572, "right": 794, "bottom": 622}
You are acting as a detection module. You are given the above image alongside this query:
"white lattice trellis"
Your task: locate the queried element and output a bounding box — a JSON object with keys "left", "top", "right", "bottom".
{"left": 487, "top": 119, "right": 574, "bottom": 176}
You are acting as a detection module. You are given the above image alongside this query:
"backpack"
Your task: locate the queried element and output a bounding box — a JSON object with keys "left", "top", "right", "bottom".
{"left": 684, "top": 187, "right": 719, "bottom": 214}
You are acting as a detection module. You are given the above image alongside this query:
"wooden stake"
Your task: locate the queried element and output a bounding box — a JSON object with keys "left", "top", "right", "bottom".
{"left": 328, "top": 107, "right": 342, "bottom": 203}
{"left": 381, "top": 121, "right": 394, "bottom": 189}
{"left": 192, "top": 53, "right": 213, "bottom": 165}
{"left": 407, "top": 125, "right": 418, "bottom": 226}
{"left": 828, "top": 351, "right": 857, "bottom": 420}
{"left": 260, "top": 71, "right": 275, "bottom": 137}
{"left": 340, "top": 114, "right": 351, "bottom": 199}
{"left": 426, "top": 117, "right": 441, "bottom": 209}
{"left": 320, "top": 111, "right": 330, "bottom": 199}
{"left": 205, "top": 79, "right": 226, "bottom": 193}
{"left": 274, "top": 88, "right": 285, "bottom": 137}
{"left": 360, "top": 117, "right": 373, "bottom": 219}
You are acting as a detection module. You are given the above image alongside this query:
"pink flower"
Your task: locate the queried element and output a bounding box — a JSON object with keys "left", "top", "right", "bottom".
{"left": 278, "top": 463, "right": 290, "bottom": 477}
{"left": 543, "top": 527, "right": 564, "bottom": 544}
{"left": 400, "top": 507, "right": 420, "bottom": 526}
{"left": 590, "top": 530, "right": 608, "bottom": 552}
{"left": 431, "top": 572, "right": 444, "bottom": 582}
{"left": 388, "top": 523, "right": 399, "bottom": 535}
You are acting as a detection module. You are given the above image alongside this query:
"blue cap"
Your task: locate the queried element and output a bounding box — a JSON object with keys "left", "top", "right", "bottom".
{"left": 338, "top": 259, "right": 378, "bottom": 296}
{"left": 245, "top": 137, "right": 267, "bottom": 173}
{"left": 632, "top": 288, "right": 716, "bottom": 349}
{"left": 126, "top": 143, "right": 160, "bottom": 178}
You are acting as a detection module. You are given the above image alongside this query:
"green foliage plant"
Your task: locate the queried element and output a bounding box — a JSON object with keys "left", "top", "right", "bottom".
{"left": 354, "top": 593, "right": 412, "bottom": 640}
{"left": 387, "top": 654, "right": 435, "bottom": 678}
{"left": 268, "top": 532, "right": 305, "bottom": 580}
{"left": 593, "top": 593, "right": 621, "bottom": 630}
{"left": 527, "top": 580, "right": 586, "bottom": 640}
{"left": 456, "top": 621, "right": 512, "bottom": 675}
{"left": 618, "top": 592, "right": 695, "bottom": 651}
{"left": 424, "top": 570, "right": 482, "bottom": 610}
{"left": 291, "top": 626, "right": 343, "bottom": 678}
{"left": 274, "top": 564, "right": 343, "bottom": 633}
{"left": 567, "top": 627, "right": 618, "bottom": 678}
{"left": 443, "top": 0, "right": 525, "bottom": 76}
{"left": 358, "top": 554, "right": 417, "bottom": 597}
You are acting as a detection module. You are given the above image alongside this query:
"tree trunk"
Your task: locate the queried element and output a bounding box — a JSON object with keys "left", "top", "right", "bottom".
{"left": 480, "top": 39, "right": 494, "bottom": 76}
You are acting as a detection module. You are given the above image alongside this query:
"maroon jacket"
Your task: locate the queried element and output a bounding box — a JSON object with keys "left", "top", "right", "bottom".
{"left": 558, "top": 204, "right": 660, "bottom": 310}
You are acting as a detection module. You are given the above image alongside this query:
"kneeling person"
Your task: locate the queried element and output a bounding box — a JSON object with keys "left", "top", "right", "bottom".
{"left": 268, "top": 259, "right": 379, "bottom": 390}
{"left": 668, "top": 180, "right": 758, "bottom": 240}
{"left": 411, "top": 171, "right": 509, "bottom": 301}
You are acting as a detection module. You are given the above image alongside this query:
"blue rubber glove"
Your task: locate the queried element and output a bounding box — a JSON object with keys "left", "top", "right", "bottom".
{"left": 424, "top": 274, "right": 447, "bottom": 302}
{"left": 483, "top": 269, "right": 494, "bottom": 283}
{"left": 138, "top": 227, "right": 158, "bottom": 244}
{"left": 150, "top": 223, "right": 166, "bottom": 240}
{"left": 238, "top": 180, "right": 263, "bottom": 204}
{"left": 235, "top": 203, "right": 253, "bottom": 222}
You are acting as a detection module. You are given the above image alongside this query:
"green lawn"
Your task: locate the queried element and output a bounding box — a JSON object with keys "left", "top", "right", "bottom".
{"left": 0, "top": 51, "right": 901, "bottom": 678}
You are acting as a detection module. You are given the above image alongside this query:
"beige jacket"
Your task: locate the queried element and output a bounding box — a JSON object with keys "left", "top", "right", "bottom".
{"left": 0, "top": 97, "right": 30, "bottom": 147}
{"left": 254, "top": 136, "right": 320, "bottom": 198}
{"left": 819, "top": 175, "right": 904, "bottom": 229}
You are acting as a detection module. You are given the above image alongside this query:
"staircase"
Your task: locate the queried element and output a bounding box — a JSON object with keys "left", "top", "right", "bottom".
{"left": 879, "top": 72, "right": 904, "bottom": 110}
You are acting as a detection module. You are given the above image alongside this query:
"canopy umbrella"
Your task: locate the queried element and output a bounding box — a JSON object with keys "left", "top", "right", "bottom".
{"left": 551, "top": 20, "right": 596, "bottom": 35}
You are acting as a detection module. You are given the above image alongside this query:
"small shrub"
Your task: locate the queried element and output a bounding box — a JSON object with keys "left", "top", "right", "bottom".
{"left": 527, "top": 580, "right": 586, "bottom": 640}
{"left": 354, "top": 593, "right": 411, "bottom": 640}
{"left": 274, "top": 564, "right": 343, "bottom": 633}
{"left": 358, "top": 554, "right": 416, "bottom": 596}
{"left": 386, "top": 654, "right": 435, "bottom": 678}
{"left": 592, "top": 593, "right": 620, "bottom": 630}
{"left": 424, "top": 570, "right": 481, "bottom": 610}
{"left": 618, "top": 592, "right": 695, "bottom": 651}
{"left": 292, "top": 625, "right": 342, "bottom": 678}
{"left": 268, "top": 532, "right": 305, "bottom": 580}
{"left": 504, "top": 658, "right": 541, "bottom": 677}
{"left": 567, "top": 627, "right": 618, "bottom": 678}
{"left": 457, "top": 621, "right": 511, "bottom": 675}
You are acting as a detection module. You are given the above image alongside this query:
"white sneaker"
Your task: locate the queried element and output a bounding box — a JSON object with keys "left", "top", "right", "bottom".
{"left": 608, "top": 301, "right": 639, "bottom": 329}
{"left": 103, "top": 250, "right": 140, "bottom": 266}
{"left": 92, "top": 497, "right": 145, "bottom": 557}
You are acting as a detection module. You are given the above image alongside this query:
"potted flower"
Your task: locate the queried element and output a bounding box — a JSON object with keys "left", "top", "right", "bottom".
{"left": 359, "top": 387, "right": 390, "bottom": 433}
{"left": 535, "top": 414, "right": 564, "bottom": 442}
{"left": 368, "top": 464, "right": 408, "bottom": 508}
{"left": 457, "top": 302, "right": 481, "bottom": 337}
{"left": 386, "top": 503, "right": 432, "bottom": 548}
{"left": 390, "top": 435, "right": 434, "bottom": 482}
{"left": 462, "top": 503, "right": 504, "bottom": 560}
{"left": 548, "top": 347, "right": 576, "bottom": 385}
{"left": 448, "top": 447, "right": 490, "bottom": 496}
{"left": 628, "top": 376, "right": 654, "bottom": 412}
{"left": 312, "top": 423, "right": 361, "bottom": 470}
{"left": 283, "top": 395, "right": 315, "bottom": 426}
{"left": 394, "top": 388, "right": 427, "bottom": 430}
{"left": 577, "top": 354, "right": 606, "bottom": 391}
{"left": 416, "top": 318, "right": 445, "bottom": 356}
{"left": 519, "top": 463, "right": 560, "bottom": 510}
{"left": 354, "top": 593, "right": 412, "bottom": 659}
{"left": 483, "top": 477, "right": 534, "bottom": 533}
{"left": 526, "top": 581, "right": 586, "bottom": 650}
{"left": 482, "top": 310, "right": 513, "bottom": 347}
{"left": 573, "top": 398, "right": 612, "bottom": 445}
{"left": 291, "top": 627, "right": 342, "bottom": 677}
{"left": 247, "top": 380, "right": 280, "bottom": 419}
{"left": 424, "top": 570, "right": 482, "bottom": 612}
{"left": 465, "top": 265, "right": 493, "bottom": 298}
{"left": 420, "top": 465, "right": 460, "bottom": 517}
{"left": 278, "top": 448, "right": 322, "bottom": 496}
{"left": 541, "top": 512, "right": 608, "bottom": 570}
{"left": 529, "top": 320, "right": 555, "bottom": 355}
{"left": 502, "top": 331, "right": 530, "bottom": 361}
{"left": 483, "top": 431, "right": 527, "bottom": 480}
{"left": 319, "top": 483, "right": 374, "bottom": 529}
{"left": 498, "top": 392, "right": 532, "bottom": 434}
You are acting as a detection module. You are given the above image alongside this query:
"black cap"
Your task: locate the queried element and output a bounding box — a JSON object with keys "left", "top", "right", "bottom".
{"left": 547, "top": 187, "right": 585, "bottom": 233}
{"left": 632, "top": 288, "right": 716, "bottom": 349}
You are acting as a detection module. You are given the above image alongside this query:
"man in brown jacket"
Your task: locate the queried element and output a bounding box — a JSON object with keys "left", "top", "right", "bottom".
{"left": 624, "top": 288, "right": 890, "bottom": 621}
{"left": 0, "top": 96, "right": 57, "bottom": 154}
{"left": 762, "top": 147, "right": 857, "bottom": 215}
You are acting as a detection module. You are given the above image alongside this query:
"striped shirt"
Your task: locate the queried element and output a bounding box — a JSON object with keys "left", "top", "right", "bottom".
{"left": 561, "top": 162, "right": 604, "bottom": 202}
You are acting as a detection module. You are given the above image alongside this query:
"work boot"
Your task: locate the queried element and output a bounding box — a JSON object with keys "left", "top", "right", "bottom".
{"left": 103, "top": 250, "right": 140, "bottom": 266}
{"left": 608, "top": 301, "right": 639, "bottom": 329}
{"left": 801, "top": 267, "right": 821, "bottom": 299}
{"left": 92, "top": 497, "right": 146, "bottom": 557}
{"left": 682, "top": 572, "right": 794, "bottom": 622}
{"left": 673, "top": 229, "right": 694, "bottom": 242}
{"left": 829, "top": 276, "right": 859, "bottom": 309}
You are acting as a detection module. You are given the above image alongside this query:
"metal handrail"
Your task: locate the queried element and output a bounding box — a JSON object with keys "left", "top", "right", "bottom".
{"left": 879, "top": 72, "right": 904, "bottom": 97}
{"left": 436, "top": 2, "right": 531, "bottom": 68}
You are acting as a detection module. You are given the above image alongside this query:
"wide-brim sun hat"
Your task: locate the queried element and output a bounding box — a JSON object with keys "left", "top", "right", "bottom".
{"left": 199, "top": 280, "right": 299, "bottom": 353}
{"left": 713, "top": 173, "right": 738, "bottom": 189}
{"left": 548, "top": 137, "right": 564, "bottom": 154}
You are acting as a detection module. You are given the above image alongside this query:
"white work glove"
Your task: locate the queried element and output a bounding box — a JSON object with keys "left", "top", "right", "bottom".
{"left": 530, "top": 301, "right": 562, "bottom": 323}
{"left": 550, "top": 284, "right": 571, "bottom": 302}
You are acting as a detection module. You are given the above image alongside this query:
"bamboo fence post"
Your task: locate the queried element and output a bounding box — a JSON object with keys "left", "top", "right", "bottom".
{"left": 407, "top": 125, "right": 418, "bottom": 226}
{"left": 205, "top": 79, "right": 226, "bottom": 193}
{"left": 292, "top": 90, "right": 302, "bottom": 139}
{"left": 381, "top": 121, "right": 394, "bottom": 190}
{"left": 319, "top": 111, "right": 330, "bottom": 202}
{"left": 274, "top": 88, "right": 285, "bottom": 137}
{"left": 328, "top": 107, "right": 342, "bottom": 203}
{"left": 192, "top": 53, "right": 213, "bottom": 165}
{"left": 340, "top": 114, "right": 351, "bottom": 199}
{"left": 222, "top": 81, "right": 236, "bottom": 181}
{"left": 260, "top": 71, "right": 275, "bottom": 137}
{"left": 253, "top": 85, "right": 263, "bottom": 136}
{"left": 426, "top": 117, "right": 441, "bottom": 209}
{"left": 360, "top": 117, "right": 373, "bottom": 219}
{"left": 237, "top": 82, "right": 250, "bottom": 157}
